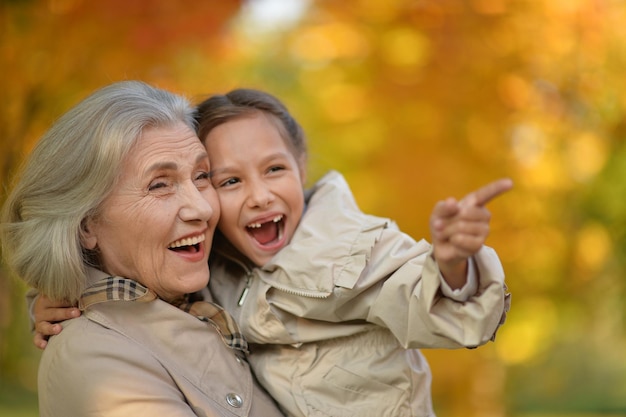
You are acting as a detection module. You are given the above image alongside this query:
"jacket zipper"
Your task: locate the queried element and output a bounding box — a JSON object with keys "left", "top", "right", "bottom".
{"left": 216, "top": 250, "right": 254, "bottom": 308}
{"left": 268, "top": 283, "right": 331, "bottom": 299}
{"left": 238, "top": 274, "right": 251, "bottom": 306}
{"left": 238, "top": 273, "right": 330, "bottom": 304}
{"left": 220, "top": 250, "right": 331, "bottom": 305}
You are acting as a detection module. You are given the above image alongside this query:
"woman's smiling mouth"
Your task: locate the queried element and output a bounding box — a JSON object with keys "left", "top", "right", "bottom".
{"left": 168, "top": 234, "right": 205, "bottom": 253}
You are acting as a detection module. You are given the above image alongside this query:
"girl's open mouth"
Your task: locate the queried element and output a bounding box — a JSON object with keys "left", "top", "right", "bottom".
{"left": 246, "top": 215, "right": 284, "bottom": 245}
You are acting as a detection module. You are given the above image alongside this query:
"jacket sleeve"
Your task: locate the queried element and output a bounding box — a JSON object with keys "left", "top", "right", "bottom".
{"left": 38, "top": 318, "right": 201, "bottom": 417}
{"left": 363, "top": 227, "right": 510, "bottom": 349}
{"left": 266, "top": 220, "right": 509, "bottom": 350}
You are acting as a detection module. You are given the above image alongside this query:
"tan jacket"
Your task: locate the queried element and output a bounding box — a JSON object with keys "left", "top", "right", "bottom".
{"left": 208, "top": 171, "right": 510, "bottom": 417}
{"left": 38, "top": 267, "right": 284, "bottom": 417}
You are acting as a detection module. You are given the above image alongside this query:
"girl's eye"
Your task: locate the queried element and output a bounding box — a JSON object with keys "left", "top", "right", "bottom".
{"left": 219, "top": 177, "right": 240, "bottom": 188}
{"left": 268, "top": 165, "right": 285, "bottom": 173}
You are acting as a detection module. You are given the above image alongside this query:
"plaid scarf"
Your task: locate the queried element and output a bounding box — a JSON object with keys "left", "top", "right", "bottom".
{"left": 176, "top": 296, "right": 249, "bottom": 354}
{"left": 80, "top": 276, "right": 248, "bottom": 354}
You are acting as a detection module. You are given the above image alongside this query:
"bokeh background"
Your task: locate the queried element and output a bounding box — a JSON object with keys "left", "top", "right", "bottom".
{"left": 1, "top": 0, "right": 625, "bottom": 416}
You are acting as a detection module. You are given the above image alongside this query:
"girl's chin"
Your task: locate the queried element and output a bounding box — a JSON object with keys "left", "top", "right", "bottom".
{"left": 249, "top": 249, "right": 279, "bottom": 266}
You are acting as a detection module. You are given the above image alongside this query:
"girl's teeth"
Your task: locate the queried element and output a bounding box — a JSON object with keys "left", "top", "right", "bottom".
{"left": 247, "top": 215, "right": 283, "bottom": 229}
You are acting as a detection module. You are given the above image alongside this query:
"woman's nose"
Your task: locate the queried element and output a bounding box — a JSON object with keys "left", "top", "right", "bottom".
{"left": 179, "top": 183, "right": 215, "bottom": 222}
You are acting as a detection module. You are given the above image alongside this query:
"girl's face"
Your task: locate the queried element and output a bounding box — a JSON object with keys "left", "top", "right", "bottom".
{"left": 205, "top": 112, "right": 305, "bottom": 266}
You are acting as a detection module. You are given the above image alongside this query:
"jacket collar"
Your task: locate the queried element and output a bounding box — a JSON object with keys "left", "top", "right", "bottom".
{"left": 79, "top": 267, "right": 157, "bottom": 310}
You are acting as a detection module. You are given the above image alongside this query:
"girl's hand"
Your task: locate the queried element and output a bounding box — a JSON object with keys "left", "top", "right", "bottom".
{"left": 33, "top": 294, "right": 80, "bottom": 349}
{"left": 430, "top": 178, "right": 513, "bottom": 289}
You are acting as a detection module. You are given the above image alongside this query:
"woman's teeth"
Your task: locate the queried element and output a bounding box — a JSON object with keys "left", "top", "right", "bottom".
{"left": 168, "top": 234, "right": 205, "bottom": 249}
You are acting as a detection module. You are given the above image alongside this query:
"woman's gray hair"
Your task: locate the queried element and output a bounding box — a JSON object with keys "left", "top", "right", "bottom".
{"left": 1, "top": 80, "right": 195, "bottom": 303}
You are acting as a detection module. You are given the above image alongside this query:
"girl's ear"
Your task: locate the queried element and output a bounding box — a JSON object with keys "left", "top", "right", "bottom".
{"left": 80, "top": 217, "right": 98, "bottom": 250}
{"left": 298, "top": 155, "right": 307, "bottom": 186}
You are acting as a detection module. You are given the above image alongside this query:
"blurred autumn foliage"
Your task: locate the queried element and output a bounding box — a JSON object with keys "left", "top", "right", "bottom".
{"left": 1, "top": 0, "right": 626, "bottom": 416}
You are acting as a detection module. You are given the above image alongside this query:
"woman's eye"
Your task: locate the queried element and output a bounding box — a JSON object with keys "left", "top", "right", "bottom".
{"left": 194, "top": 171, "right": 211, "bottom": 188}
{"left": 148, "top": 181, "right": 168, "bottom": 191}
{"left": 196, "top": 171, "right": 211, "bottom": 181}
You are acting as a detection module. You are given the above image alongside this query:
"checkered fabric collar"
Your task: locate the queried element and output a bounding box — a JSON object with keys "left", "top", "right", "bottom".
{"left": 177, "top": 297, "right": 249, "bottom": 354}
{"left": 79, "top": 276, "right": 248, "bottom": 354}
{"left": 79, "top": 276, "right": 156, "bottom": 310}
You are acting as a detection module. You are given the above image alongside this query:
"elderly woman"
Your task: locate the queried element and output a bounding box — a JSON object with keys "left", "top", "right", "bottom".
{"left": 0, "top": 81, "right": 284, "bottom": 416}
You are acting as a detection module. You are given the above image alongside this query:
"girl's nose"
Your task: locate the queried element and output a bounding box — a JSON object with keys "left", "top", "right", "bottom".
{"left": 246, "top": 181, "right": 275, "bottom": 208}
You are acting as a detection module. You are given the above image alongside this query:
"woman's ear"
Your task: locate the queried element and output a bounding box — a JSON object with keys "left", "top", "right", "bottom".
{"left": 80, "top": 217, "right": 98, "bottom": 250}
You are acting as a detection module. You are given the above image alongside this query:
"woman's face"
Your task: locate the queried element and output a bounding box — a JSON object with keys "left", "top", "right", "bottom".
{"left": 205, "top": 113, "right": 305, "bottom": 267}
{"left": 82, "top": 122, "right": 220, "bottom": 302}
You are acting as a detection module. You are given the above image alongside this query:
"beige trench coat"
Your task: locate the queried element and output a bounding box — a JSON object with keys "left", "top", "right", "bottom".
{"left": 37, "top": 267, "right": 284, "bottom": 417}
{"left": 208, "top": 171, "right": 510, "bottom": 417}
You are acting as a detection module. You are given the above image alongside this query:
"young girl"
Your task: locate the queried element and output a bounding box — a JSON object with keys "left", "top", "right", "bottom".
{"left": 33, "top": 89, "right": 512, "bottom": 417}
{"left": 196, "top": 89, "right": 511, "bottom": 417}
